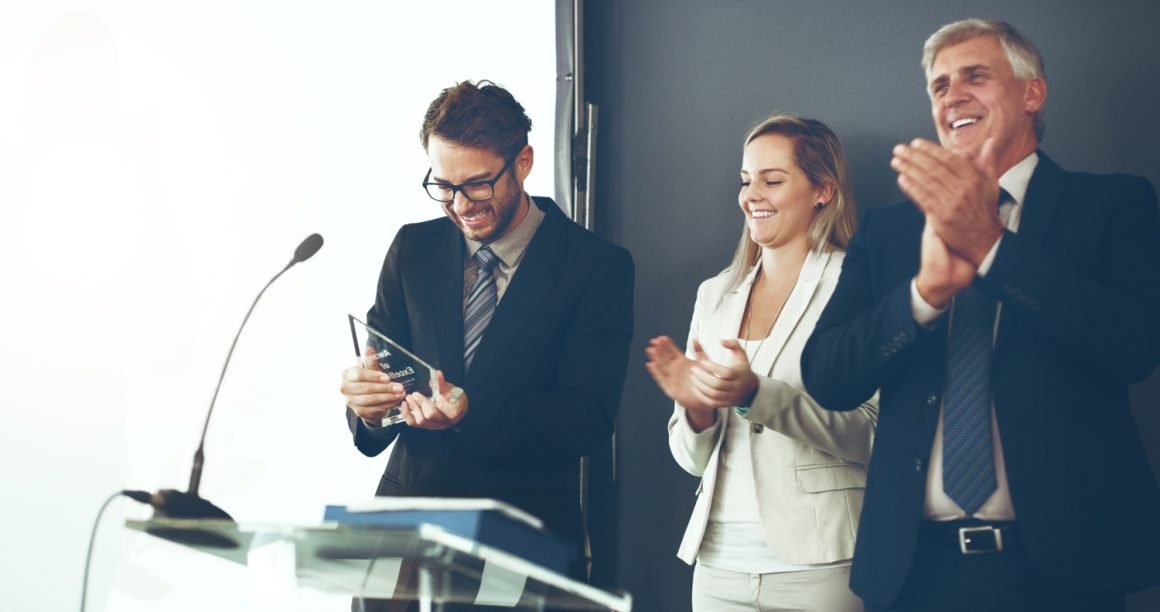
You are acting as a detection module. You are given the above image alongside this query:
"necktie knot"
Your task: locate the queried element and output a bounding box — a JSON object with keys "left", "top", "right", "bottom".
{"left": 997, "top": 188, "right": 1013, "bottom": 209}
{"left": 474, "top": 246, "right": 499, "bottom": 274}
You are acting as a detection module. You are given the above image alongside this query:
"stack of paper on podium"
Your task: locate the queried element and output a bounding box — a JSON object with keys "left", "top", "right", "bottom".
{"left": 323, "top": 497, "right": 574, "bottom": 575}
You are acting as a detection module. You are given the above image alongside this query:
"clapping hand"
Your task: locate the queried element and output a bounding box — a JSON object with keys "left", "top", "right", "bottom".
{"left": 687, "top": 339, "right": 759, "bottom": 409}
{"left": 646, "top": 337, "right": 759, "bottom": 432}
{"left": 645, "top": 336, "right": 715, "bottom": 412}
{"left": 893, "top": 138, "right": 1005, "bottom": 307}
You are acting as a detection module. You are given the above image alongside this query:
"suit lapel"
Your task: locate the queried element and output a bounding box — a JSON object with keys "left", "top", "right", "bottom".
{"left": 417, "top": 221, "right": 466, "bottom": 383}
{"left": 714, "top": 266, "right": 758, "bottom": 360}
{"left": 996, "top": 152, "right": 1066, "bottom": 343}
{"left": 1013, "top": 152, "right": 1066, "bottom": 250}
{"left": 463, "top": 199, "right": 565, "bottom": 387}
{"left": 752, "top": 250, "right": 829, "bottom": 375}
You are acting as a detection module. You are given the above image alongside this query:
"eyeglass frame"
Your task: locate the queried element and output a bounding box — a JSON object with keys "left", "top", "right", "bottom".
{"left": 421, "top": 154, "right": 517, "bottom": 203}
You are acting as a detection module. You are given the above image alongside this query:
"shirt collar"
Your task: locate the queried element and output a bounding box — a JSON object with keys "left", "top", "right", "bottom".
{"left": 998, "top": 151, "right": 1038, "bottom": 207}
{"left": 464, "top": 193, "right": 544, "bottom": 267}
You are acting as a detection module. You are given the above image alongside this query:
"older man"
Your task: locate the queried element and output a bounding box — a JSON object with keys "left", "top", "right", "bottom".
{"left": 802, "top": 19, "right": 1160, "bottom": 612}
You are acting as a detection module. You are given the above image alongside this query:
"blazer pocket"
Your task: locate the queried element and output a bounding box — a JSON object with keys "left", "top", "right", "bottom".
{"left": 795, "top": 463, "right": 867, "bottom": 493}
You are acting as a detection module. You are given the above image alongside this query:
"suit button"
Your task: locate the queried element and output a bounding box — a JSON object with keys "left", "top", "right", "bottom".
{"left": 751, "top": 423, "right": 764, "bottom": 434}
{"left": 927, "top": 395, "right": 938, "bottom": 407}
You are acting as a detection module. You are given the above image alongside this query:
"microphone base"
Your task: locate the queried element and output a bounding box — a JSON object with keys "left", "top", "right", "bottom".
{"left": 153, "top": 489, "right": 234, "bottom": 521}
{"left": 146, "top": 490, "right": 238, "bottom": 549}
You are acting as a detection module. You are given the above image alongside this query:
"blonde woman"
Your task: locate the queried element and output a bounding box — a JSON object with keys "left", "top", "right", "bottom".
{"left": 647, "top": 114, "right": 877, "bottom": 612}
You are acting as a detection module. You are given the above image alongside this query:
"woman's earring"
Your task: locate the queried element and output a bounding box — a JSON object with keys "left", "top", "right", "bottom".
{"left": 815, "top": 202, "right": 824, "bottom": 212}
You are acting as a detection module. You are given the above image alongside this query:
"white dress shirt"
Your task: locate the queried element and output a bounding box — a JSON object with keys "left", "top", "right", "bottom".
{"left": 910, "top": 152, "right": 1038, "bottom": 520}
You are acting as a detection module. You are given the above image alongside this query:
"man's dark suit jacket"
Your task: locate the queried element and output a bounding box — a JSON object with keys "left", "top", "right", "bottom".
{"left": 801, "top": 152, "right": 1160, "bottom": 607}
{"left": 345, "top": 196, "right": 634, "bottom": 566}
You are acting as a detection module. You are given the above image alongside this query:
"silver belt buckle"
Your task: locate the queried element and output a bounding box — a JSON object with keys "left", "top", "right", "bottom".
{"left": 958, "top": 525, "right": 1003, "bottom": 554}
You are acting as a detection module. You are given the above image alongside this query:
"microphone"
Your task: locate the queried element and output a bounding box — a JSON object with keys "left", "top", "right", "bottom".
{"left": 127, "top": 233, "right": 324, "bottom": 542}
{"left": 293, "top": 232, "right": 324, "bottom": 265}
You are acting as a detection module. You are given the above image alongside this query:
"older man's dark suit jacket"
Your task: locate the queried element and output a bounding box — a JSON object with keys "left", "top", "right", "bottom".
{"left": 801, "top": 153, "right": 1160, "bottom": 607}
{"left": 345, "top": 196, "right": 634, "bottom": 565}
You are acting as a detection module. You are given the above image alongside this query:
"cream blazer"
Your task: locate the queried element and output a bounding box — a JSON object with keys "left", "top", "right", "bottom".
{"left": 668, "top": 249, "right": 878, "bottom": 565}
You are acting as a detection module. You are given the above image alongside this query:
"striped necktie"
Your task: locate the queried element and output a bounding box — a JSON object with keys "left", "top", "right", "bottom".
{"left": 942, "top": 188, "right": 1011, "bottom": 515}
{"left": 463, "top": 246, "right": 499, "bottom": 371}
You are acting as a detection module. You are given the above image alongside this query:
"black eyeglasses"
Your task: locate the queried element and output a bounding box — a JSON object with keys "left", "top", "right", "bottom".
{"left": 422, "top": 156, "right": 516, "bottom": 203}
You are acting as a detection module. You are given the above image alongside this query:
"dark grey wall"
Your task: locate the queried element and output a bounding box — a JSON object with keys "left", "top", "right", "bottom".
{"left": 583, "top": 2, "right": 1160, "bottom": 611}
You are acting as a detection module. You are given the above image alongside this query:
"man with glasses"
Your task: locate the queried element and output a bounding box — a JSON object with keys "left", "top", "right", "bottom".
{"left": 340, "top": 81, "right": 635, "bottom": 593}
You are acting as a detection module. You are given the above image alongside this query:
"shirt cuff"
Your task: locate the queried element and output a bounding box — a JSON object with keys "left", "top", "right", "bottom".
{"left": 361, "top": 416, "right": 396, "bottom": 436}
{"left": 911, "top": 278, "right": 947, "bottom": 328}
{"left": 976, "top": 234, "right": 1003, "bottom": 277}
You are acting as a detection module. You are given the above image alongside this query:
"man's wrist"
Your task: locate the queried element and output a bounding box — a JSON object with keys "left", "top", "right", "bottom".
{"left": 911, "top": 277, "right": 949, "bottom": 327}
{"left": 361, "top": 416, "right": 384, "bottom": 429}
{"left": 963, "top": 222, "right": 1005, "bottom": 268}
{"left": 914, "top": 275, "right": 952, "bottom": 310}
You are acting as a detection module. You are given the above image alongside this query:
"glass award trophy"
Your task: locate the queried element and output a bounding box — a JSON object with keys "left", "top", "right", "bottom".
{"left": 347, "top": 314, "right": 438, "bottom": 426}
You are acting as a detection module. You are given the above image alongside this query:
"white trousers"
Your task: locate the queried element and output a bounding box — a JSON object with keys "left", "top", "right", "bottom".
{"left": 692, "top": 562, "right": 864, "bottom": 612}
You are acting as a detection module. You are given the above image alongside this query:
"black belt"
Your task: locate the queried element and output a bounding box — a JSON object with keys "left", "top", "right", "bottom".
{"left": 921, "top": 520, "right": 1018, "bottom": 555}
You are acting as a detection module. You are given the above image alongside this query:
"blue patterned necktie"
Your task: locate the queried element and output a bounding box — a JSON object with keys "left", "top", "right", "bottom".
{"left": 463, "top": 246, "right": 499, "bottom": 371}
{"left": 942, "top": 189, "right": 1010, "bottom": 515}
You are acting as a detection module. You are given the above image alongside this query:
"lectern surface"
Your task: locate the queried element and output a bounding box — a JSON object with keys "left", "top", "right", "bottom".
{"left": 126, "top": 518, "right": 631, "bottom": 611}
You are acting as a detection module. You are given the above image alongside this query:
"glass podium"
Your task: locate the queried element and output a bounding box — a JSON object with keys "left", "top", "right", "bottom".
{"left": 125, "top": 517, "right": 632, "bottom": 611}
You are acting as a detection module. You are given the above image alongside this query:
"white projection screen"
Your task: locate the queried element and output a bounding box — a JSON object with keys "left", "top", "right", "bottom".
{"left": 0, "top": 2, "right": 559, "bottom": 610}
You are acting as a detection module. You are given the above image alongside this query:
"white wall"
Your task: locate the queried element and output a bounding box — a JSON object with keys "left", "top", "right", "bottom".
{"left": 0, "top": 2, "right": 556, "bottom": 609}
